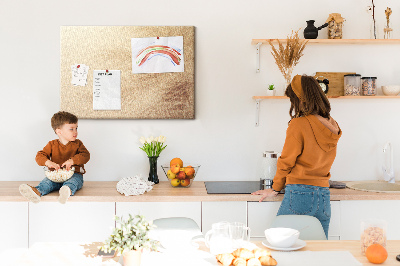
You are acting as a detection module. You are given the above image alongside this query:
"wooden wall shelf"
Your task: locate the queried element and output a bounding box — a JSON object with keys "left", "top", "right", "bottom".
{"left": 251, "top": 39, "right": 400, "bottom": 45}
{"left": 253, "top": 95, "right": 400, "bottom": 99}
{"left": 252, "top": 38, "right": 400, "bottom": 73}
{"left": 252, "top": 38, "right": 400, "bottom": 125}
{"left": 253, "top": 95, "right": 400, "bottom": 126}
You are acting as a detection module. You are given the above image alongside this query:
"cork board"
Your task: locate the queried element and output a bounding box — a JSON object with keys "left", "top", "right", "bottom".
{"left": 60, "top": 26, "right": 195, "bottom": 119}
{"left": 315, "top": 72, "right": 356, "bottom": 96}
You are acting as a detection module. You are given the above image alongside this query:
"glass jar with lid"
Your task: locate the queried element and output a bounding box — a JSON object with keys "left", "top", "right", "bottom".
{"left": 360, "top": 219, "right": 387, "bottom": 254}
{"left": 362, "top": 77, "right": 377, "bottom": 96}
{"left": 344, "top": 74, "right": 361, "bottom": 96}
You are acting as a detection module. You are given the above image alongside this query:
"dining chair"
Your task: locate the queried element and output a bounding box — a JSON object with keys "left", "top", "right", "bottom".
{"left": 269, "top": 215, "right": 327, "bottom": 240}
{"left": 152, "top": 217, "right": 203, "bottom": 238}
{"left": 153, "top": 217, "right": 200, "bottom": 231}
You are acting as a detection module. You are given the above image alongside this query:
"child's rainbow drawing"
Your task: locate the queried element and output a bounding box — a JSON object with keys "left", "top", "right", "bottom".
{"left": 136, "top": 45, "right": 182, "bottom": 67}
{"left": 131, "top": 36, "right": 184, "bottom": 74}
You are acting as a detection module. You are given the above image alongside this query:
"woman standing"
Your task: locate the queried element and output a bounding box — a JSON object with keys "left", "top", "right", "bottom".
{"left": 252, "top": 75, "right": 342, "bottom": 238}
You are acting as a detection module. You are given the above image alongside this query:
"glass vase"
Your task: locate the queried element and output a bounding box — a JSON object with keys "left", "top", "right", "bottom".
{"left": 384, "top": 22, "right": 393, "bottom": 39}
{"left": 370, "top": 19, "right": 379, "bottom": 39}
{"left": 148, "top": 156, "right": 159, "bottom": 184}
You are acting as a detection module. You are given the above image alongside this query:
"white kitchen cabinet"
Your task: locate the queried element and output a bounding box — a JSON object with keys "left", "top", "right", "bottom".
{"left": 247, "top": 201, "right": 281, "bottom": 239}
{"left": 328, "top": 201, "right": 340, "bottom": 240}
{"left": 248, "top": 201, "right": 341, "bottom": 240}
{"left": 0, "top": 202, "right": 28, "bottom": 252}
{"left": 202, "top": 201, "right": 247, "bottom": 233}
{"left": 116, "top": 202, "right": 201, "bottom": 230}
{"left": 340, "top": 200, "right": 400, "bottom": 240}
{"left": 29, "top": 202, "right": 115, "bottom": 246}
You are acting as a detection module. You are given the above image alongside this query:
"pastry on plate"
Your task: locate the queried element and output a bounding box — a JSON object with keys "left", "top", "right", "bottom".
{"left": 232, "top": 257, "right": 246, "bottom": 266}
{"left": 259, "top": 255, "right": 278, "bottom": 266}
{"left": 247, "top": 257, "right": 262, "bottom": 266}
{"left": 216, "top": 253, "right": 235, "bottom": 266}
{"left": 252, "top": 248, "right": 271, "bottom": 259}
{"left": 232, "top": 248, "right": 254, "bottom": 260}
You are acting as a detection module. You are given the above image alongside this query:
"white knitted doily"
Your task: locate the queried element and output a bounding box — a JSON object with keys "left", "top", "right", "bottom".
{"left": 116, "top": 175, "right": 154, "bottom": 196}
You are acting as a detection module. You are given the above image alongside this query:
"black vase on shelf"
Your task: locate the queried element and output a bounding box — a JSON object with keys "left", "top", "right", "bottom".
{"left": 303, "top": 20, "right": 328, "bottom": 39}
{"left": 148, "top": 156, "right": 159, "bottom": 184}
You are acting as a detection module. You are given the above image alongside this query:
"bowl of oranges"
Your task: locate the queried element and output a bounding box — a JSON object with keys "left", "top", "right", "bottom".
{"left": 161, "top": 158, "right": 200, "bottom": 188}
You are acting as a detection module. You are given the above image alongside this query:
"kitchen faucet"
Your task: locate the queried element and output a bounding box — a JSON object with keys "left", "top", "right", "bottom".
{"left": 383, "top": 142, "right": 395, "bottom": 183}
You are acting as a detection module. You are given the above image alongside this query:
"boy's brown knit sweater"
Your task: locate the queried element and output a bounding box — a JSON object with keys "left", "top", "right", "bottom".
{"left": 36, "top": 139, "right": 90, "bottom": 174}
{"left": 272, "top": 115, "right": 342, "bottom": 192}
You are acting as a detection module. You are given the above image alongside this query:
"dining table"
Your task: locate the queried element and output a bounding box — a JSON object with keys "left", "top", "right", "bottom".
{"left": 2, "top": 240, "right": 400, "bottom": 265}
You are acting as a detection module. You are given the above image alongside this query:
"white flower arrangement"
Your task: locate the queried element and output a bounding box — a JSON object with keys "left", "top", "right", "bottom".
{"left": 139, "top": 135, "right": 167, "bottom": 157}
{"left": 101, "top": 214, "right": 159, "bottom": 255}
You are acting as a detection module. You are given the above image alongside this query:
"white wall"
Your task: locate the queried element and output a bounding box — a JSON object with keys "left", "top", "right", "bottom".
{"left": 1, "top": 0, "right": 400, "bottom": 183}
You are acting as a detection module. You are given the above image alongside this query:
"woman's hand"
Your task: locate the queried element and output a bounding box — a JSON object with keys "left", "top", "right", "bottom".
{"left": 251, "top": 188, "right": 279, "bottom": 202}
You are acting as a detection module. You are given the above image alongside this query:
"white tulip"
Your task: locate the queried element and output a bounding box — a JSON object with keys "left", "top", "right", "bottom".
{"left": 149, "top": 136, "right": 154, "bottom": 142}
{"left": 146, "top": 137, "right": 151, "bottom": 143}
{"left": 159, "top": 135, "right": 166, "bottom": 143}
{"left": 154, "top": 136, "right": 159, "bottom": 142}
{"left": 139, "top": 137, "right": 146, "bottom": 144}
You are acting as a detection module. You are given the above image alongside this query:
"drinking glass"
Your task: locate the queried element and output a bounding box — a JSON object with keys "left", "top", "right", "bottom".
{"left": 229, "top": 222, "right": 251, "bottom": 249}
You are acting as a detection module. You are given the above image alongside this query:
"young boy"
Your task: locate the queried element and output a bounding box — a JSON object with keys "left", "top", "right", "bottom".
{"left": 19, "top": 111, "right": 90, "bottom": 204}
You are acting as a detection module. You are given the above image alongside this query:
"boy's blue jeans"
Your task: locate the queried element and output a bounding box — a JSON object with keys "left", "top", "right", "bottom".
{"left": 35, "top": 173, "right": 84, "bottom": 196}
{"left": 276, "top": 184, "right": 331, "bottom": 239}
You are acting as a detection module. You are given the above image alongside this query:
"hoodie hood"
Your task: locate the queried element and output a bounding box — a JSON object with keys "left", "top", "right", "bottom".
{"left": 305, "top": 115, "right": 342, "bottom": 152}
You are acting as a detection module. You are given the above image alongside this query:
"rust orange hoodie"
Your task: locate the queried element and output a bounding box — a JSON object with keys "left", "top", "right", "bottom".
{"left": 272, "top": 115, "right": 342, "bottom": 191}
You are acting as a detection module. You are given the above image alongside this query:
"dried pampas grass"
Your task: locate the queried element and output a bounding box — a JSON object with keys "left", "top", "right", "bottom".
{"left": 269, "top": 30, "right": 308, "bottom": 85}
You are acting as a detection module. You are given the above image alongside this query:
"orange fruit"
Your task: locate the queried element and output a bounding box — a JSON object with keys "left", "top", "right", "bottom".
{"left": 170, "top": 158, "right": 183, "bottom": 168}
{"left": 365, "top": 244, "right": 388, "bottom": 264}
{"left": 185, "top": 165, "right": 195, "bottom": 176}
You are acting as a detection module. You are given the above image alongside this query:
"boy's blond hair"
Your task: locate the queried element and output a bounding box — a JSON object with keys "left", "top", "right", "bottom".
{"left": 51, "top": 111, "right": 78, "bottom": 132}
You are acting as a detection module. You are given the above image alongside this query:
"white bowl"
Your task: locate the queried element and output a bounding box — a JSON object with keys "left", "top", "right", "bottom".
{"left": 382, "top": 85, "right": 400, "bottom": 96}
{"left": 264, "top": 227, "right": 300, "bottom": 248}
{"left": 44, "top": 167, "right": 75, "bottom": 183}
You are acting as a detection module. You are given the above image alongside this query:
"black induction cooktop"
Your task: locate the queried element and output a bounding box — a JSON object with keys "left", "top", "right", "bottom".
{"left": 204, "top": 181, "right": 264, "bottom": 194}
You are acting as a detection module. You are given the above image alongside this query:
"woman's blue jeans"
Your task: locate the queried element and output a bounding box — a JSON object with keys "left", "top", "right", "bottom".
{"left": 277, "top": 184, "right": 331, "bottom": 238}
{"left": 35, "top": 173, "right": 84, "bottom": 196}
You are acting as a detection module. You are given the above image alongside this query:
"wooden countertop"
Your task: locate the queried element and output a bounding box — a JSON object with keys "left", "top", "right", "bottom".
{"left": 2, "top": 181, "right": 400, "bottom": 202}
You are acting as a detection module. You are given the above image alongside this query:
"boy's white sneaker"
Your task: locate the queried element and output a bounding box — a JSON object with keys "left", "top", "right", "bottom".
{"left": 58, "top": 186, "right": 71, "bottom": 204}
{"left": 19, "top": 184, "right": 41, "bottom": 204}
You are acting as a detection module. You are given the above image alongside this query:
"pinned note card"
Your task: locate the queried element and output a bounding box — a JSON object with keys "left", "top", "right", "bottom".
{"left": 131, "top": 36, "right": 184, "bottom": 74}
{"left": 93, "top": 70, "right": 121, "bottom": 110}
{"left": 71, "top": 64, "right": 89, "bottom": 86}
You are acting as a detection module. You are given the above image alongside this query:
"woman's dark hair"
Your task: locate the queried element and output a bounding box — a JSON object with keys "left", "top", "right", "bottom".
{"left": 285, "top": 75, "right": 331, "bottom": 121}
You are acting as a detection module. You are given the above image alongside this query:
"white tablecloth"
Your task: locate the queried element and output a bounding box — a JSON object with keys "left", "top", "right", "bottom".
{"left": 1, "top": 243, "right": 118, "bottom": 266}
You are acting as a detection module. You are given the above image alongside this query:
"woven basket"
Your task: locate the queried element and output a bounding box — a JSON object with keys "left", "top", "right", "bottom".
{"left": 45, "top": 167, "right": 75, "bottom": 183}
